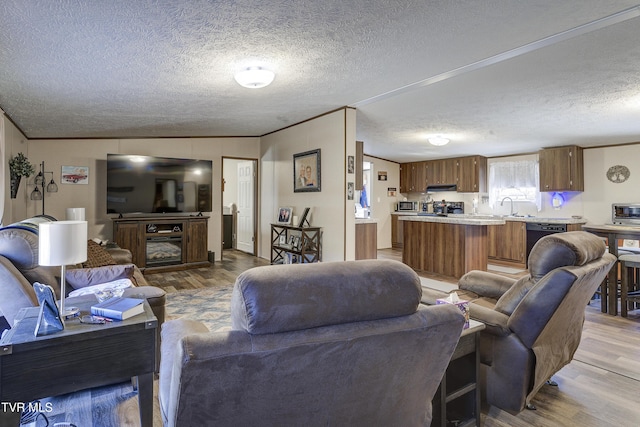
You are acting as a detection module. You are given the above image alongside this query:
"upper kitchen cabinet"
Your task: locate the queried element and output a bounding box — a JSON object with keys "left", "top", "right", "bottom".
{"left": 456, "top": 156, "right": 487, "bottom": 193}
{"left": 427, "top": 158, "right": 457, "bottom": 186}
{"left": 539, "top": 145, "right": 584, "bottom": 192}
{"left": 400, "top": 162, "right": 427, "bottom": 193}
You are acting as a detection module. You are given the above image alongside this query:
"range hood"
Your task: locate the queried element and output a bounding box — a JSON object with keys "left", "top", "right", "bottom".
{"left": 426, "top": 184, "right": 457, "bottom": 192}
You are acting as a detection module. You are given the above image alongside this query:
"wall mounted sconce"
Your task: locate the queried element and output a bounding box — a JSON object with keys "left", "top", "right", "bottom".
{"left": 31, "top": 161, "right": 58, "bottom": 215}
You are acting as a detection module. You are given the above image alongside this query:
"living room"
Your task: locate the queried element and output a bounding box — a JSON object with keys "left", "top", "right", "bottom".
{"left": 2, "top": 2, "right": 640, "bottom": 426}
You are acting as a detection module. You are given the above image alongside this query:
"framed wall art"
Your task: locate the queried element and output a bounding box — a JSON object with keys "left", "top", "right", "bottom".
{"left": 294, "top": 149, "right": 321, "bottom": 192}
{"left": 61, "top": 166, "right": 89, "bottom": 184}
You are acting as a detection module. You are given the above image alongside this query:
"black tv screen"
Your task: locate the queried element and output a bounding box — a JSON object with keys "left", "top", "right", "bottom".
{"left": 107, "top": 154, "right": 213, "bottom": 215}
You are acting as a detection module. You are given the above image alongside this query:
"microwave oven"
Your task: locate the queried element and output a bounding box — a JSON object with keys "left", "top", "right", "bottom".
{"left": 397, "top": 201, "right": 417, "bottom": 211}
{"left": 612, "top": 203, "right": 640, "bottom": 225}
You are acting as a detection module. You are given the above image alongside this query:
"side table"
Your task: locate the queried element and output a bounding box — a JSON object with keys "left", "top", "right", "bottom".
{"left": 0, "top": 295, "right": 157, "bottom": 427}
{"left": 431, "top": 319, "right": 485, "bottom": 427}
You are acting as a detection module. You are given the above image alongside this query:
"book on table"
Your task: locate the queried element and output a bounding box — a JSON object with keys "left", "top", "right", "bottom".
{"left": 91, "top": 297, "right": 144, "bottom": 320}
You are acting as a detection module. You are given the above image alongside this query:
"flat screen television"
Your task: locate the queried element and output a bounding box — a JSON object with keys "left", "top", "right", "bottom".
{"left": 107, "top": 154, "right": 213, "bottom": 215}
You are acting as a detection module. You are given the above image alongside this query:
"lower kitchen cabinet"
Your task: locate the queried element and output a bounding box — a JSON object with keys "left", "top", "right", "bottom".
{"left": 356, "top": 222, "right": 377, "bottom": 260}
{"left": 488, "top": 221, "right": 526, "bottom": 264}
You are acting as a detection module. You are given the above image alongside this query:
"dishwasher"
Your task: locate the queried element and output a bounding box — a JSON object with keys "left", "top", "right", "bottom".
{"left": 525, "top": 223, "right": 567, "bottom": 265}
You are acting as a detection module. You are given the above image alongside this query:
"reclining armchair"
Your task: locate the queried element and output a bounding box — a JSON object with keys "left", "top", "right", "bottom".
{"left": 423, "top": 231, "right": 616, "bottom": 414}
{"left": 160, "top": 259, "right": 465, "bottom": 426}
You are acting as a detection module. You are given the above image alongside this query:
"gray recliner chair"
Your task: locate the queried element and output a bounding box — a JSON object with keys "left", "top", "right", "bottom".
{"left": 159, "top": 259, "right": 466, "bottom": 426}
{"left": 423, "top": 231, "right": 616, "bottom": 414}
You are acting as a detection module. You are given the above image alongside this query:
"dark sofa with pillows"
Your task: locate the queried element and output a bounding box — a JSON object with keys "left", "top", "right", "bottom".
{"left": 0, "top": 216, "right": 166, "bottom": 336}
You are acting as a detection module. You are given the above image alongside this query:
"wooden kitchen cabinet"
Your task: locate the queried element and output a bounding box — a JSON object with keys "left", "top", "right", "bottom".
{"left": 356, "top": 222, "right": 377, "bottom": 260}
{"left": 391, "top": 214, "right": 405, "bottom": 248}
{"left": 488, "top": 220, "right": 526, "bottom": 264}
{"left": 427, "top": 158, "right": 457, "bottom": 186}
{"left": 539, "top": 145, "right": 584, "bottom": 192}
{"left": 400, "top": 162, "right": 427, "bottom": 193}
{"left": 457, "top": 156, "right": 487, "bottom": 193}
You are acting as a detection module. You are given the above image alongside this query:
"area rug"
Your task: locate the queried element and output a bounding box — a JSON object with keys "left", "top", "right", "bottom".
{"left": 165, "top": 285, "right": 235, "bottom": 332}
{"left": 165, "top": 279, "right": 459, "bottom": 332}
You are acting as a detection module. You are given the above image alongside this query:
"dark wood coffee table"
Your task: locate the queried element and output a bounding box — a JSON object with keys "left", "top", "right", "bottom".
{"left": 0, "top": 295, "right": 157, "bottom": 427}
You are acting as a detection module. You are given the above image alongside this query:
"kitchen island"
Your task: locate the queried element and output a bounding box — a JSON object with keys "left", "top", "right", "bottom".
{"left": 399, "top": 215, "right": 505, "bottom": 280}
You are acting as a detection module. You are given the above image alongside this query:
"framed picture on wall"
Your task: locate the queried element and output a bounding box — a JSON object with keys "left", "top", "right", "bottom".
{"left": 61, "top": 166, "right": 89, "bottom": 184}
{"left": 293, "top": 149, "right": 321, "bottom": 192}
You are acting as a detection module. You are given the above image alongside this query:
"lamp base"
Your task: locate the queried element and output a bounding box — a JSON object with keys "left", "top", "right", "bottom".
{"left": 62, "top": 306, "right": 80, "bottom": 319}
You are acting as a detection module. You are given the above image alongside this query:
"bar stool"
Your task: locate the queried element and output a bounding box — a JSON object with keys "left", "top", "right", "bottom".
{"left": 618, "top": 253, "right": 640, "bottom": 317}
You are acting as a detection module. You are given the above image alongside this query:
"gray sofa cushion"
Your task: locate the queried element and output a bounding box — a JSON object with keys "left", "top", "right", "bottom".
{"left": 231, "top": 259, "right": 422, "bottom": 335}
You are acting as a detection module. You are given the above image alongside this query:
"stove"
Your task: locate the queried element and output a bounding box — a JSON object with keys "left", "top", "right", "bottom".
{"left": 432, "top": 201, "right": 464, "bottom": 215}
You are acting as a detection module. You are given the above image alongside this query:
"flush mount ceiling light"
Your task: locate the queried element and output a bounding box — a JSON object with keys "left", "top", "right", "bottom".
{"left": 428, "top": 136, "right": 450, "bottom": 146}
{"left": 234, "top": 66, "right": 275, "bottom": 89}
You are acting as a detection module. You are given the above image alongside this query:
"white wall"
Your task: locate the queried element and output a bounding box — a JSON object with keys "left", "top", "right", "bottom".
{"left": 583, "top": 144, "right": 640, "bottom": 224}
{"left": 260, "top": 108, "right": 356, "bottom": 262}
{"left": 2, "top": 115, "right": 31, "bottom": 225}
{"left": 363, "top": 155, "right": 400, "bottom": 249}
{"left": 25, "top": 137, "right": 260, "bottom": 260}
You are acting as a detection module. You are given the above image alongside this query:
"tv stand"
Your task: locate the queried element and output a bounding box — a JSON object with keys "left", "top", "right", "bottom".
{"left": 113, "top": 216, "right": 209, "bottom": 274}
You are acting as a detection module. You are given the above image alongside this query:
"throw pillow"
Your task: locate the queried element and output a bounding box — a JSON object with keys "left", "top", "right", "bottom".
{"left": 67, "top": 278, "right": 133, "bottom": 299}
{"left": 66, "top": 264, "right": 135, "bottom": 289}
{"left": 83, "top": 240, "right": 117, "bottom": 268}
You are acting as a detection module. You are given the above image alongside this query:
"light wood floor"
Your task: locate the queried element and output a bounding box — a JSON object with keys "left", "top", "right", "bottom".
{"left": 43, "top": 249, "right": 640, "bottom": 426}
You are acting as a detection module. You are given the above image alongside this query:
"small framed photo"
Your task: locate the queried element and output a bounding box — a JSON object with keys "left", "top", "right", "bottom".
{"left": 298, "top": 207, "right": 311, "bottom": 227}
{"left": 279, "top": 235, "right": 287, "bottom": 245}
{"left": 292, "top": 236, "right": 301, "bottom": 250}
{"left": 288, "top": 235, "right": 296, "bottom": 246}
{"left": 347, "top": 155, "right": 355, "bottom": 174}
{"left": 277, "top": 207, "right": 292, "bottom": 225}
{"left": 294, "top": 149, "right": 321, "bottom": 192}
{"left": 347, "top": 182, "right": 354, "bottom": 200}
{"left": 378, "top": 171, "right": 387, "bottom": 181}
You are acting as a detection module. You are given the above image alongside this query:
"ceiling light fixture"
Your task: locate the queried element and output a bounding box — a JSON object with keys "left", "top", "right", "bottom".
{"left": 428, "top": 136, "right": 450, "bottom": 146}
{"left": 234, "top": 66, "right": 275, "bottom": 89}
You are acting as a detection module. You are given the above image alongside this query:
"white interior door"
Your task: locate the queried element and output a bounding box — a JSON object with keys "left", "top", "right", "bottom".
{"left": 236, "top": 161, "right": 255, "bottom": 254}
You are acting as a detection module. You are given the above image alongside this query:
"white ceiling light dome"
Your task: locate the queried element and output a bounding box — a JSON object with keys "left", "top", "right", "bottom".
{"left": 234, "top": 66, "right": 275, "bottom": 89}
{"left": 428, "top": 136, "right": 450, "bottom": 146}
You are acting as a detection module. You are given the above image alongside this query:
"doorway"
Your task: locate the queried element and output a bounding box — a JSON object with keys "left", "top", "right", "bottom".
{"left": 222, "top": 157, "right": 258, "bottom": 258}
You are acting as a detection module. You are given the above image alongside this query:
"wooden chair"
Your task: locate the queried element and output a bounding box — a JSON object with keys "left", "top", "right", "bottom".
{"left": 619, "top": 253, "right": 640, "bottom": 317}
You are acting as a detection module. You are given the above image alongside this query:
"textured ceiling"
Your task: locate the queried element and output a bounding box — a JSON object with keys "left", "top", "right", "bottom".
{"left": 1, "top": 1, "right": 640, "bottom": 162}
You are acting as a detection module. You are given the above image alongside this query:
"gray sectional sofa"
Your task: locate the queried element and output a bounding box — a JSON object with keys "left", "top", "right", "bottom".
{"left": 0, "top": 216, "right": 165, "bottom": 336}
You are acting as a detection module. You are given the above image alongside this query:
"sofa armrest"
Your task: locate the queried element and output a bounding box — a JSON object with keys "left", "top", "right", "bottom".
{"left": 458, "top": 270, "right": 517, "bottom": 299}
{"left": 159, "top": 319, "right": 211, "bottom": 420}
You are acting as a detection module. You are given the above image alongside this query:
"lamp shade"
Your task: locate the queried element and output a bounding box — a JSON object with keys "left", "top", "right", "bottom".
{"left": 66, "top": 207, "right": 86, "bottom": 221}
{"left": 38, "top": 221, "right": 88, "bottom": 266}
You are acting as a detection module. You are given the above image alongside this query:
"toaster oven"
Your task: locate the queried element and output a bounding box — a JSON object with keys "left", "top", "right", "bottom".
{"left": 612, "top": 203, "right": 640, "bottom": 225}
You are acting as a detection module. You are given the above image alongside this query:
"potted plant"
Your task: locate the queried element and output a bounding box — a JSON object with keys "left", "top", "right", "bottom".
{"left": 9, "top": 152, "right": 35, "bottom": 199}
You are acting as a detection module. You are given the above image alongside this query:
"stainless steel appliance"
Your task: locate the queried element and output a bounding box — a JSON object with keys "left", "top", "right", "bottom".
{"left": 432, "top": 200, "right": 464, "bottom": 215}
{"left": 397, "top": 201, "right": 417, "bottom": 212}
{"left": 612, "top": 203, "right": 640, "bottom": 225}
{"left": 526, "top": 223, "right": 567, "bottom": 265}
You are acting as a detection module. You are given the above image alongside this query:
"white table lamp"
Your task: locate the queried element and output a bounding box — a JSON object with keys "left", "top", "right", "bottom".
{"left": 39, "top": 221, "right": 88, "bottom": 319}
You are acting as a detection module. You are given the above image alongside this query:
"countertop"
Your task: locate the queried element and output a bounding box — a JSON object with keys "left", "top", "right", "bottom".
{"left": 398, "top": 215, "right": 505, "bottom": 226}
{"left": 393, "top": 211, "right": 588, "bottom": 225}
{"left": 355, "top": 217, "right": 378, "bottom": 224}
{"left": 582, "top": 223, "right": 640, "bottom": 233}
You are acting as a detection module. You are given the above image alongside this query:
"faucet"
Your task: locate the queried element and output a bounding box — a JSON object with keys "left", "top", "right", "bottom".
{"left": 500, "top": 197, "right": 516, "bottom": 216}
